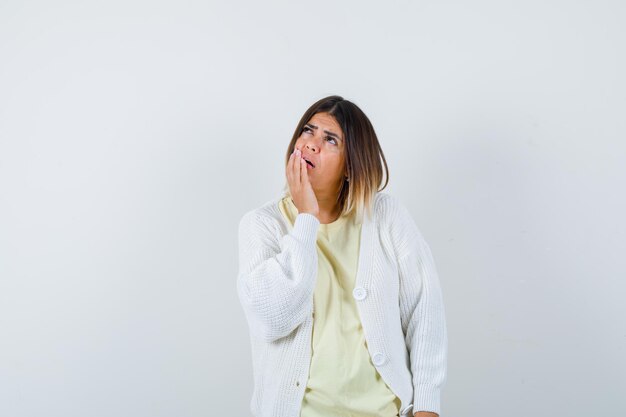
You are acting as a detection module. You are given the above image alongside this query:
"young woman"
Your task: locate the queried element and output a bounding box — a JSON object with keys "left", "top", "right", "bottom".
{"left": 237, "top": 95, "right": 447, "bottom": 417}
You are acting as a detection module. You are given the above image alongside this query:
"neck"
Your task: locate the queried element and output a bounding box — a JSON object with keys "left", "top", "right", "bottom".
{"left": 318, "top": 200, "right": 341, "bottom": 224}
{"left": 313, "top": 183, "right": 343, "bottom": 224}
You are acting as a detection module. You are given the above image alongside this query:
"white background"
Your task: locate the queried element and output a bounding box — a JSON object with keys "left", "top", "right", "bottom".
{"left": 1, "top": 1, "right": 624, "bottom": 416}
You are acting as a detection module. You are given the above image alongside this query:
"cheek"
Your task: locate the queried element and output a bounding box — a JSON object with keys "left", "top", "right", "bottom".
{"left": 324, "top": 154, "right": 345, "bottom": 172}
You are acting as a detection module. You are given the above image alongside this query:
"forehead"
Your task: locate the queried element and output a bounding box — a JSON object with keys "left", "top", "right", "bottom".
{"left": 307, "top": 113, "right": 342, "bottom": 136}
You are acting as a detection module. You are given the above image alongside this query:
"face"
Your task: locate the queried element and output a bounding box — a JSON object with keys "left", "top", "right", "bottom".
{"left": 294, "top": 112, "right": 346, "bottom": 196}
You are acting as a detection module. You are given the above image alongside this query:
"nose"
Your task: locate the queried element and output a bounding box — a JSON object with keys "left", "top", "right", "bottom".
{"left": 301, "top": 135, "right": 320, "bottom": 153}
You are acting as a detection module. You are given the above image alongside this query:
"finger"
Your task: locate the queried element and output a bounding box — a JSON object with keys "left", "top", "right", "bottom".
{"left": 289, "top": 149, "right": 299, "bottom": 190}
{"left": 286, "top": 151, "right": 293, "bottom": 184}
{"left": 293, "top": 150, "right": 301, "bottom": 185}
{"left": 299, "top": 154, "right": 308, "bottom": 185}
{"left": 290, "top": 149, "right": 298, "bottom": 184}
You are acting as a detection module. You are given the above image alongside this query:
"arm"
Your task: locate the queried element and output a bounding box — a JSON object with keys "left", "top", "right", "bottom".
{"left": 393, "top": 202, "right": 448, "bottom": 415}
{"left": 236, "top": 210, "right": 320, "bottom": 343}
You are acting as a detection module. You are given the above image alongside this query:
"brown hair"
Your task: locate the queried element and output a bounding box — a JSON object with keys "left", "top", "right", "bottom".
{"left": 282, "top": 95, "right": 389, "bottom": 224}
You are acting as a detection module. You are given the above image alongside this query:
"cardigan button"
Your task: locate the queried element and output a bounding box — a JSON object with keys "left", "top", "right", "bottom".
{"left": 400, "top": 403, "right": 413, "bottom": 415}
{"left": 372, "top": 352, "right": 387, "bottom": 366}
{"left": 352, "top": 286, "right": 367, "bottom": 300}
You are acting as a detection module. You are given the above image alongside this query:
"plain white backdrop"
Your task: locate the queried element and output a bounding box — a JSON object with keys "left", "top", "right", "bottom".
{"left": 1, "top": 1, "right": 624, "bottom": 416}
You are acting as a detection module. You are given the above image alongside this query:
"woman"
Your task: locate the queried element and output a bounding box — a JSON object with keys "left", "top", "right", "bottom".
{"left": 237, "top": 95, "right": 447, "bottom": 417}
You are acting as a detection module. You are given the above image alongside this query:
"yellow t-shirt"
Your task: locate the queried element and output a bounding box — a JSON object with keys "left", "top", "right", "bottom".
{"left": 278, "top": 196, "right": 402, "bottom": 417}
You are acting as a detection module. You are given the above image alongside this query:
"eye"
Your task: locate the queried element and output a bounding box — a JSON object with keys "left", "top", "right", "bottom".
{"left": 302, "top": 126, "right": 338, "bottom": 145}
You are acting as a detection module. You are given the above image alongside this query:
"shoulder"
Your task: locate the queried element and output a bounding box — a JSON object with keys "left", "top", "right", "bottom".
{"left": 374, "top": 192, "right": 426, "bottom": 253}
{"left": 373, "top": 191, "right": 410, "bottom": 223}
{"left": 238, "top": 196, "right": 284, "bottom": 234}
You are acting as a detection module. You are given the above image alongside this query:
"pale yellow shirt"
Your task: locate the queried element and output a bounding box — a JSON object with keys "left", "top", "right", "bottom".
{"left": 278, "top": 196, "right": 402, "bottom": 417}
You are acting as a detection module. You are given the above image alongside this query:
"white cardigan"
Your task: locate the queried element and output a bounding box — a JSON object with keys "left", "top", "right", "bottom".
{"left": 237, "top": 192, "right": 447, "bottom": 417}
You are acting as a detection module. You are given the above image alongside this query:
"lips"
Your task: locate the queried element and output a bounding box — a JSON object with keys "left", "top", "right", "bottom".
{"left": 303, "top": 156, "right": 315, "bottom": 168}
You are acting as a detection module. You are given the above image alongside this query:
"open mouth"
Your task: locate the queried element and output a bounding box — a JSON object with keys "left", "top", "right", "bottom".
{"left": 304, "top": 159, "right": 315, "bottom": 168}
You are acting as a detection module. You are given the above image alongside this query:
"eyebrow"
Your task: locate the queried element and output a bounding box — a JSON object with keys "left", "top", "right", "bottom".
{"left": 305, "top": 123, "right": 342, "bottom": 141}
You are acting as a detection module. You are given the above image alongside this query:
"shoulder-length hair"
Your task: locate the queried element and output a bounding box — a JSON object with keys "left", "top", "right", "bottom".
{"left": 282, "top": 95, "right": 389, "bottom": 224}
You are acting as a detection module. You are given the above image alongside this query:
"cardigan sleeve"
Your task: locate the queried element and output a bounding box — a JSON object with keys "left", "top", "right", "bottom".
{"left": 392, "top": 201, "right": 448, "bottom": 415}
{"left": 236, "top": 210, "right": 320, "bottom": 343}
